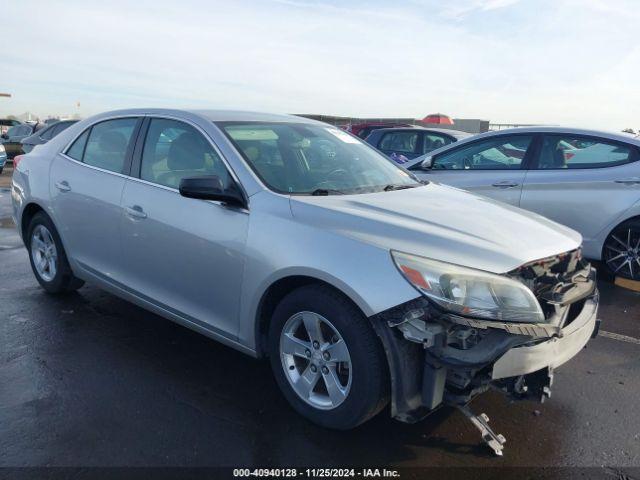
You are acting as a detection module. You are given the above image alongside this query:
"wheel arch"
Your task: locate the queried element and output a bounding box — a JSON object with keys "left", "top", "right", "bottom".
{"left": 254, "top": 274, "right": 371, "bottom": 358}
{"left": 20, "top": 202, "right": 47, "bottom": 240}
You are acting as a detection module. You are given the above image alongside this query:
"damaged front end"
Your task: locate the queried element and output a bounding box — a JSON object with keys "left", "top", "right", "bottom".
{"left": 372, "top": 248, "right": 599, "bottom": 455}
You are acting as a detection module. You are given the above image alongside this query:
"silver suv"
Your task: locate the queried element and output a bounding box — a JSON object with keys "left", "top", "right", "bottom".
{"left": 11, "top": 109, "right": 598, "bottom": 453}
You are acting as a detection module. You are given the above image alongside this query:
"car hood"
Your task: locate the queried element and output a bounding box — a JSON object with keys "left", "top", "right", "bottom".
{"left": 289, "top": 183, "right": 582, "bottom": 273}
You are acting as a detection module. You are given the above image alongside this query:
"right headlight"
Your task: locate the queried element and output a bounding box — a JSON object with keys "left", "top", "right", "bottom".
{"left": 392, "top": 251, "right": 545, "bottom": 323}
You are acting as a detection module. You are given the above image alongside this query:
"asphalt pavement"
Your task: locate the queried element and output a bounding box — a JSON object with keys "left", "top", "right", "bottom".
{"left": 0, "top": 168, "right": 639, "bottom": 471}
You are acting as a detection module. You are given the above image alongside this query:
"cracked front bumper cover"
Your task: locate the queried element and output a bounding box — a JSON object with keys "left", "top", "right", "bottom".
{"left": 491, "top": 292, "right": 599, "bottom": 379}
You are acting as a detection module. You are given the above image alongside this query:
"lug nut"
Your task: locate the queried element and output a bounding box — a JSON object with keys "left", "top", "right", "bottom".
{"left": 312, "top": 341, "right": 320, "bottom": 349}
{"left": 305, "top": 349, "right": 311, "bottom": 358}
{"left": 321, "top": 366, "right": 329, "bottom": 374}
{"left": 322, "top": 352, "right": 330, "bottom": 361}
{"left": 310, "top": 364, "right": 317, "bottom": 373}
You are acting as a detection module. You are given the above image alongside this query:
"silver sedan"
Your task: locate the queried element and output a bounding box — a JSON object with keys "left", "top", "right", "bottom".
{"left": 11, "top": 110, "right": 597, "bottom": 454}
{"left": 404, "top": 127, "right": 640, "bottom": 280}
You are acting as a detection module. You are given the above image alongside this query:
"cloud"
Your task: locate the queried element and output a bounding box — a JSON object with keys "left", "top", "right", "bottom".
{"left": 0, "top": 0, "right": 638, "bottom": 130}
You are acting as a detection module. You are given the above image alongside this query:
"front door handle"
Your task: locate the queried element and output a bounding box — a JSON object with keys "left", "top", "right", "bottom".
{"left": 491, "top": 181, "right": 519, "bottom": 188}
{"left": 614, "top": 178, "right": 640, "bottom": 185}
{"left": 125, "top": 205, "right": 147, "bottom": 219}
{"left": 54, "top": 181, "right": 71, "bottom": 192}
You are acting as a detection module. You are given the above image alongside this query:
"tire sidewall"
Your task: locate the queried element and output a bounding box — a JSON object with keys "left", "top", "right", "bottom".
{"left": 268, "top": 286, "right": 387, "bottom": 429}
{"left": 27, "top": 213, "right": 70, "bottom": 293}
{"left": 604, "top": 219, "right": 640, "bottom": 280}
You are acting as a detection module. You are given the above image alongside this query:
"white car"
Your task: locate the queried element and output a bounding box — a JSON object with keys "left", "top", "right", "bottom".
{"left": 406, "top": 127, "right": 640, "bottom": 280}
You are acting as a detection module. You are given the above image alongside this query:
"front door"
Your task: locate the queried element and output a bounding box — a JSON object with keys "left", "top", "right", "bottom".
{"left": 119, "top": 117, "right": 249, "bottom": 338}
{"left": 49, "top": 117, "right": 140, "bottom": 279}
{"left": 412, "top": 134, "right": 535, "bottom": 206}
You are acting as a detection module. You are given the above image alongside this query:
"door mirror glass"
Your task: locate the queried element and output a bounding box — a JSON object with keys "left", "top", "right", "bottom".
{"left": 179, "top": 175, "right": 245, "bottom": 207}
{"left": 420, "top": 156, "right": 433, "bottom": 169}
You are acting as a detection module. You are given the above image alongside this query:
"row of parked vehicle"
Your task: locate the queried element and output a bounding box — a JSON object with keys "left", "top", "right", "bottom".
{"left": 11, "top": 109, "right": 601, "bottom": 455}
{"left": 345, "top": 122, "right": 640, "bottom": 281}
{"left": 0, "top": 118, "right": 78, "bottom": 173}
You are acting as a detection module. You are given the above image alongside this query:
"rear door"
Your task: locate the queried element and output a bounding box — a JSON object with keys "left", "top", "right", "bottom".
{"left": 50, "top": 117, "right": 141, "bottom": 279}
{"left": 411, "top": 134, "right": 535, "bottom": 206}
{"left": 520, "top": 134, "right": 640, "bottom": 249}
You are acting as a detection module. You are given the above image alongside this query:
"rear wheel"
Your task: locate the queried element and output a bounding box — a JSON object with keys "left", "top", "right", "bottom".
{"left": 27, "top": 212, "right": 84, "bottom": 293}
{"left": 603, "top": 218, "right": 640, "bottom": 280}
{"left": 268, "top": 284, "right": 389, "bottom": 429}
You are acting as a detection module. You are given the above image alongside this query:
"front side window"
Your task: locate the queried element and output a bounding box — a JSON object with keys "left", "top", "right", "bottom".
{"left": 537, "top": 135, "right": 634, "bottom": 169}
{"left": 141, "top": 118, "right": 232, "bottom": 190}
{"left": 82, "top": 118, "right": 137, "bottom": 173}
{"left": 379, "top": 131, "right": 419, "bottom": 154}
{"left": 422, "top": 133, "right": 454, "bottom": 154}
{"left": 218, "top": 122, "right": 420, "bottom": 194}
{"left": 432, "top": 135, "right": 533, "bottom": 170}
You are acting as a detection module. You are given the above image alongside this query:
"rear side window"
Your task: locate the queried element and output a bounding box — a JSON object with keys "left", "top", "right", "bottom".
{"left": 537, "top": 135, "right": 635, "bottom": 169}
{"left": 379, "top": 131, "right": 419, "bottom": 154}
{"left": 423, "top": 133, "right": 454, "bottom": 154}
{"left": 40, "top": 126, "right": 56, "bottom": 140}
{"left": 82, "top": 118, "right": 137, "bottom": 173}
{"left": 66, "top": 130, "right": 89, "bottom": 161}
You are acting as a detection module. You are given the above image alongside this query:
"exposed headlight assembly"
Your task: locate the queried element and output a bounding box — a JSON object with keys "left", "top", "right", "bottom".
{"left": 392, "top": 251, "right": 545, "bottom": 323}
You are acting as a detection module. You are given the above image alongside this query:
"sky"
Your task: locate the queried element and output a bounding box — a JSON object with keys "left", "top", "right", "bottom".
{"left": 1, "top": 0, "right": 639, "bottom": 130}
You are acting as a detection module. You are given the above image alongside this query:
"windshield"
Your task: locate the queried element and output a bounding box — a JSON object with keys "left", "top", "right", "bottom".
{"left": 217, "top": 122, "right": 421, "bottom": 195}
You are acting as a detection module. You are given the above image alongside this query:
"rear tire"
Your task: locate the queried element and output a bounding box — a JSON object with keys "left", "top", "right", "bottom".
{"left": 603, "top": 218, "right": 640, "bottom": 281}
{"left": 27, "top": 212, "right": 84, "bottom": 294}
{"left": 268, "top": 284, "right": 389, "bottom": 429}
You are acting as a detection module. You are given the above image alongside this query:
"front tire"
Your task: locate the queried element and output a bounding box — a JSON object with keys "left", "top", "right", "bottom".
{"left": 603, "top": 218, "right": 640, "bottom": 280}
{"left": 268, "top": 284, "right": 389, "bottom": 429}
{"left": 27, "top": 212, "right": 84, "bottom": 294}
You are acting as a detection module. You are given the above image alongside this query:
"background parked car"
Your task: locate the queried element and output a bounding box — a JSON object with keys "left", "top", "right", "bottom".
{"left": 0, "top": 144, "right": 6, "bottom": 173}
{"left": 404, "top": 126, "right": 640, "bottom": 280}
{"left": 1, "top": 123, "right": 35, "bottom": 159}
{"left": 0, "top": 118, "right": 22, "bottom": 136}
{"left": 341, "top": 122, "right": 415, "bottom": 139}
{"left": 21, "top": 120, "right": 79, "bottom": 154}
{"left": 365, "top": 127, "right": 469, "bottom": 162}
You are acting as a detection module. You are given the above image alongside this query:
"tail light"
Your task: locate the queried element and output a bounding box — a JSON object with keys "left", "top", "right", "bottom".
{"left": 13, "top": 155, "right": 24, "bottom": 169}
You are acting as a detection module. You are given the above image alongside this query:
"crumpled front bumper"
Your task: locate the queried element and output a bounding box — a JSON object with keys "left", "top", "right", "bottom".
{"left": 492, "top": 291, "right": 599, "bottom": 379}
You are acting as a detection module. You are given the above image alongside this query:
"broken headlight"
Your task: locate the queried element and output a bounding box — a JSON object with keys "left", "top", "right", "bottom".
{"left": 392, "top": 251, "right": 545, "bottom": 323}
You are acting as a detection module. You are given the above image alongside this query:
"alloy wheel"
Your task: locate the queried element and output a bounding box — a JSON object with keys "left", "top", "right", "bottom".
{"left": 31, "top": 224, "right": 58, "bottom": 282}
{"left": 280, "top": 311, "right": 352, "bottom": 410}
{"left": 604, "top": 227, "right": 640, "bottom": 280}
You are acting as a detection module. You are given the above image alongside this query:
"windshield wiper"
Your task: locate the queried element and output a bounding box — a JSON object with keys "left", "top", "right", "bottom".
{"left": 383, "top": 184, "right": 420, "bottom": 192}
{"left": 310, "top": 188, "right": 344, "bottom": 196}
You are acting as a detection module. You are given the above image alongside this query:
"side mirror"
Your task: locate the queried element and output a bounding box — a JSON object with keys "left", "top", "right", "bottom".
{"left": 420, "top": 155, "right": 434, "bottom": 170}
{"left": 179, "top": 175, "right": 246, "bottom": 208}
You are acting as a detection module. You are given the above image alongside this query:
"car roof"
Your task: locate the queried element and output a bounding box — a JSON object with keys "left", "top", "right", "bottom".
{"left": 84, "top": 108, "right": 320, "bottom": 125}
{"left": 369, "top": 126, "right": 470, "bottom": 139}
{"left": 403, "top": 126, "right": 640, "bottom": 169}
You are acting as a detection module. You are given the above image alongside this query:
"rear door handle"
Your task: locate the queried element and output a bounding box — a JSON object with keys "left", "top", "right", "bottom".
{"left": 54, "top": 181, "right": 71, "bottom": 192}
{"left": 491, "top": 181, "right": 519, "bottom": 188}
{"left": 125, "top": 205, "right": 147, "bottom": 219}
{"left": 614, "top": 178, "right": 640, "bottom": 185}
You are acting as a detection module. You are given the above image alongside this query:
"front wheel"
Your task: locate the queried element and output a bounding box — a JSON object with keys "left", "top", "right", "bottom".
{"left": 27, "top": 212, "right": 84, "bottom": 293}
{"left": 268, "top": 284, "right": 389, "bottom": 429}
{"left": 603, "top": 218, "right": 640, "bottom": 280}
